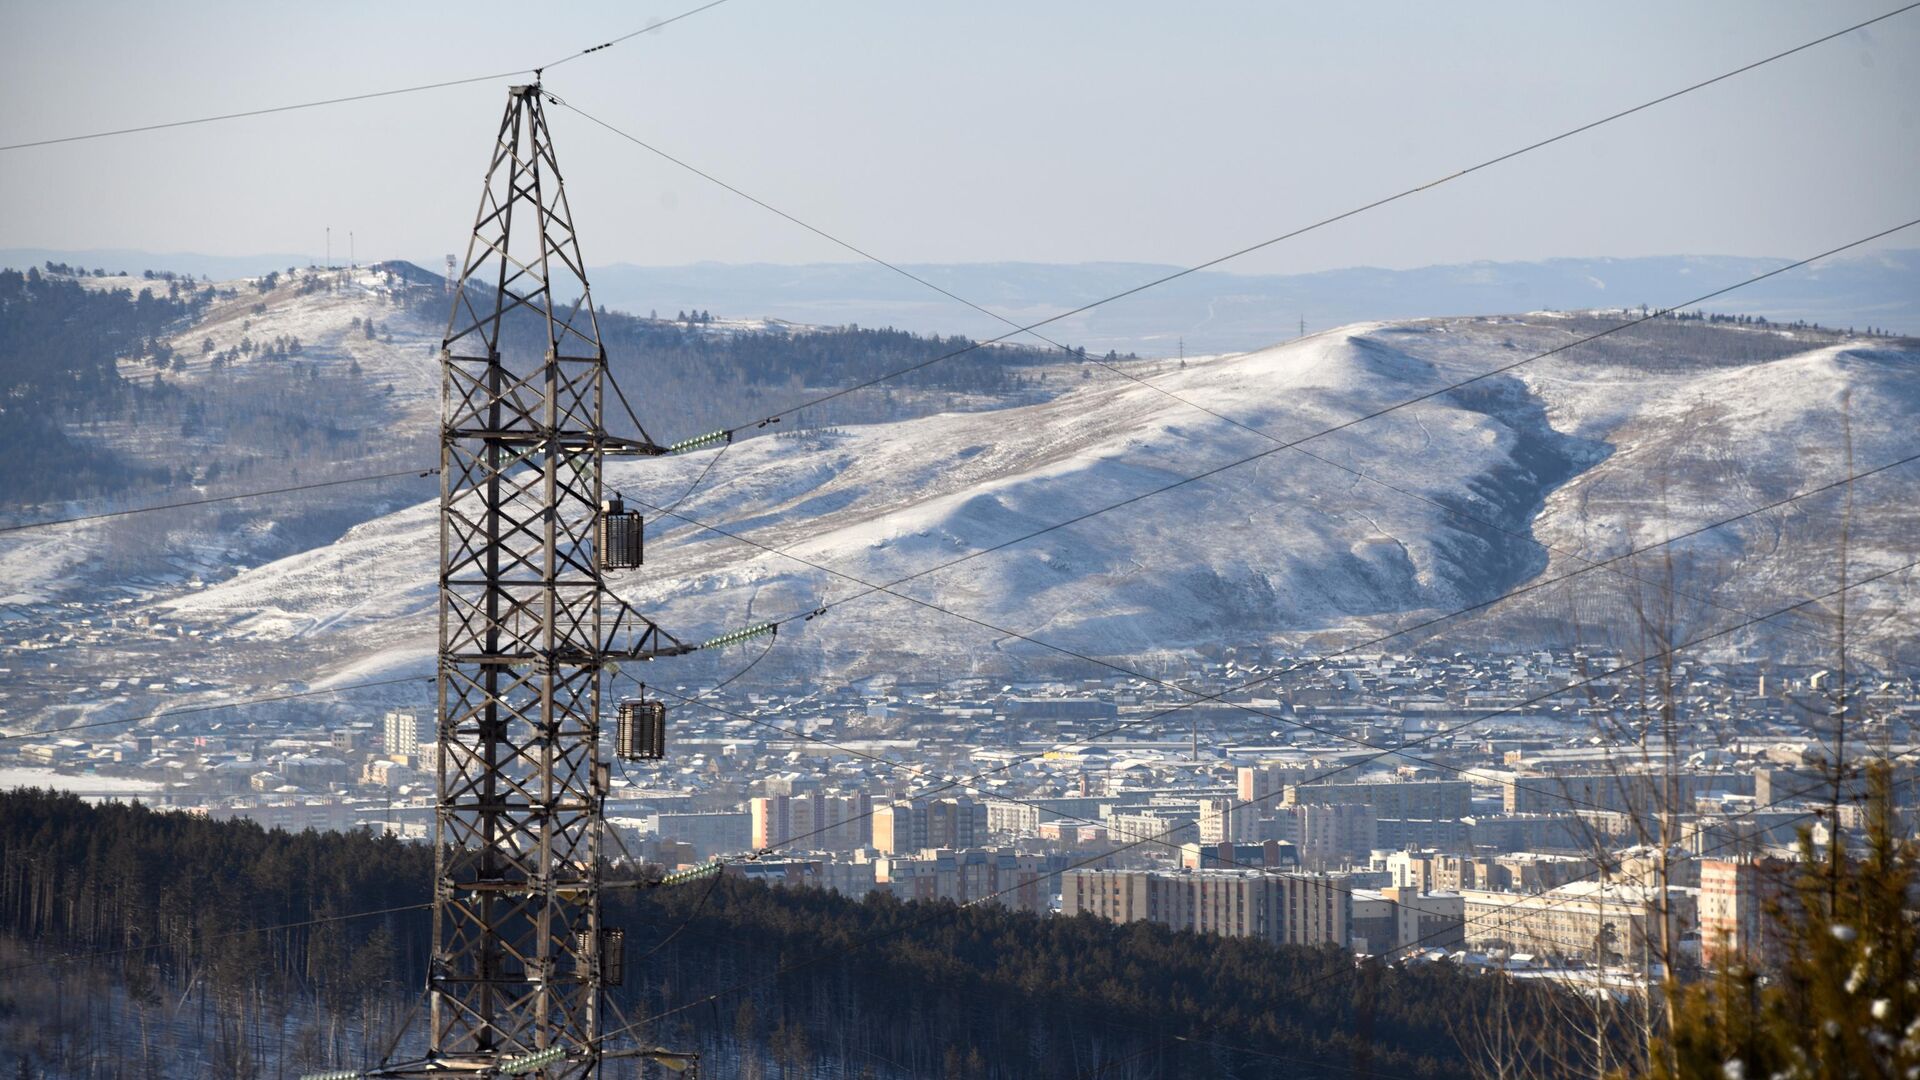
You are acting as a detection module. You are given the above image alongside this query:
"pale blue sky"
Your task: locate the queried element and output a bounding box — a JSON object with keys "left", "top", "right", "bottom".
{"left": 1, "top": 1, "right": 1915, "bottom": 274}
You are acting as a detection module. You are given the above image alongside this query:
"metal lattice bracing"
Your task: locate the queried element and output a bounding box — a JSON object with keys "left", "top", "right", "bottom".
{"left": 424, "top": 83, "right": 681, "bottom": 1078}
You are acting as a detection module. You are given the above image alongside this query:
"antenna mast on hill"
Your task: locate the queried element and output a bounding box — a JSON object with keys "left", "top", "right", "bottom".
{"left": 372, "top": 79, "right": 693, "bottom": 1080}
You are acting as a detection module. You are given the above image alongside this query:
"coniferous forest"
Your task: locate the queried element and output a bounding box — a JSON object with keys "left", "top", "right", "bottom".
{"left": 0, "top": 789, "right": 1596, "bottom": 1078}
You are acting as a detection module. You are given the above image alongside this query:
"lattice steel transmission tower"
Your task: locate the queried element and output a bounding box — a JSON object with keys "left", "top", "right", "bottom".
{"left": 400, "top": 81, "right": 688, "bottom": 1079}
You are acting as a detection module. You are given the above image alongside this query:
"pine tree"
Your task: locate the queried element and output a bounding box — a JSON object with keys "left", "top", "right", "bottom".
{"left": 1637, "top": 761, "right": 1918, "bottom": 1079}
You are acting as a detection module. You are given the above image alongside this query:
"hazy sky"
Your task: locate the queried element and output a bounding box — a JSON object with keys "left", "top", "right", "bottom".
{"left": 2, "top": 1, "right": 1916, "bottom": 274}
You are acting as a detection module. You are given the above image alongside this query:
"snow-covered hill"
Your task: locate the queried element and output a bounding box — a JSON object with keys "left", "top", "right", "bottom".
{"left": 1, "top": 265, "right": 444, "bottom": 609}
{"left": 145, "top": 313, "right": 1920, "bottom": 696}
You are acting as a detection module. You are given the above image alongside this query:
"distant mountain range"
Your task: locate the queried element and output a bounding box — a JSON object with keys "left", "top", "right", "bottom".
{"left": 6, "top": 248, "right": 1915, "bottom": 353}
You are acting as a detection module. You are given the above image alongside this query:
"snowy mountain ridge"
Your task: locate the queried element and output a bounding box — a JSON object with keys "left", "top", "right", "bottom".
{"left": 146, "top": 313, "right": 1919, "bottom": 699}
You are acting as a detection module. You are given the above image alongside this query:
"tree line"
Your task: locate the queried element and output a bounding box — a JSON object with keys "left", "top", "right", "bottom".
{"left": 0, "top": 789, "right": 1583, "bottom": 1078}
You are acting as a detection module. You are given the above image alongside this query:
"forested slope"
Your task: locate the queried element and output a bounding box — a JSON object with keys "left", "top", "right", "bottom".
{"left": 0, "top": 790, "right": 1599, "bottom": 1078}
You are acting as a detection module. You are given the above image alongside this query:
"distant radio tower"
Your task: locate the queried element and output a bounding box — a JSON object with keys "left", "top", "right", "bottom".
{"left": 325, "top": 226, "right": 330, "bottom": 269}
{"left": 444, "top": 253, "right": 457, "bottom": 295}
{"left": 349, "top": 231, "right": 355, "bottom": 268}
{"left": 1299, "top": 315, "right": 1306, "bottom": 338}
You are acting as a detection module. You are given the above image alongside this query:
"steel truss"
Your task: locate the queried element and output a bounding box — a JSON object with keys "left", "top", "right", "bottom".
{"left": 395, "top": 82, "right": 686, "bottom": 1080}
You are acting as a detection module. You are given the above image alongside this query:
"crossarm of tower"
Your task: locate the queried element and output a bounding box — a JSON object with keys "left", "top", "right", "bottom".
{"left": 605, "top": 597, "right": 693, "bottom": 659}
{"left": 602, "top": 370, "right": 667, "bottom": 456}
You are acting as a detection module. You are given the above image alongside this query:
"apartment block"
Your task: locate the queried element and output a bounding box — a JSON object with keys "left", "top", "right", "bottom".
{"left": 1282, "top": 779, "right": 1472, "bottom": 822}
{"left": 876, "top": 847, "right": 1055, "bottom": 914}
{"left": 873, "top": 796, "right": 988, "bottom": 853}
{"left": 1699, "top": 856, "right": 1793, "bottom": 969}
{"left": 1061, "top": 868, "right": 1351, "bottom": 948}
{"left": 1198, "top": 795, "right": 1262, "bottom": 844}
{"left": 750, "top": 790, "right": 872, "bottom": 852}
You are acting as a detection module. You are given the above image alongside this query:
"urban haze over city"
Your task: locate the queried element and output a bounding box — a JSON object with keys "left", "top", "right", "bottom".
{"left": 1, "top": 3, "right": 1917, "bottom": 1078}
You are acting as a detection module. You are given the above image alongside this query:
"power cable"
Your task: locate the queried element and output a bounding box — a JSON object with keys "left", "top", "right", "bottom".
{"left": 8, "top": 456, "right": 1886, "bottom": 994}
{"left": 8, "top": 5, "right": 1913, "bottom": 535}
{"left": 11, "top": 237, "right": 1905, "bottom": 775}
{"left": 681, "top": 439, "right": 1920, "bottom": 858}
{"left": 537, "top": 0, "right": 737, "bottom": 73}
{"left": 10, "top": 188, "right": 1909, "bottom": 550}
{"left": 737, "top": 537, "right": 1915, "bottom": 863}
{"left": 554, "top": 94, "right": 1896, "bottom": 667}
{"left": 623, "top": 447, "right": 1919, "bottom": 857}
{"left": 0, "top": 0, "right": 735, "bottom": 153}
{"left": 0, "top": 72, "right": 526, "bottom": 153}
{"left": 0, "top": 901, "right": 432, "bottom": 978}
{"left": 601, "top": 556, "right": 1916, "bottom": 1031}
{"left": 0, "top": 675, "right": 432, "bottom": 742}
{"left": 729, "top": 220, "right": 1919, "bottom": 642}
{"left": 607, "top": 706, "right": 1920, "bottom": 1047}
{"left": 655, "top": 443, "right": 729, "bottom": 516}
{"left": 12, "top": 283, "right": 1911, "bottom": 797}
{"left": 0, "top": 468, "right": 437, "bottom": 535}
{"left": 561, "top": 0, "right": 1920, "bottom": 439}
{"left": 1074, "top": 770, "right": 1918, "bottom": 1079}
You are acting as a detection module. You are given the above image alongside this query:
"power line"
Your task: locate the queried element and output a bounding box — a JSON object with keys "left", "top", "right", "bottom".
{"left": 1074, "top": 770, "right": 1918, "bottom": 1079}
{"left": 0, "top": 72, "right": 526, "bottom": 153}
{"left": 5, "top": 450, "right": 1895, "bottom": 975}
{"left": 562, "top": 1, "right": 1920, "bottom": 439}
{"left": 607, "top": 657, "right": 1920, "bottom": 1047}
{"left": 0, "top": 468, "right": 436, "bottom": 535}
{"left": 0, "top": 754, "right": 1890, "bottom": 1064}
{"left": 6, "top": 4, "right": 1911, "bottom": 534}
{"left": 229, "top": 436, "right": 1912, "bottom": 854}
{"left": 734, "top": 220, "right": 1918, "bottom": 639}
{"left": 10, "top": 238, "right": 1911, "bottom": 770}
{"left": 743, "top": 526, "right": 1915, "bottom": 859}
{"left": 622, "top": 447, "right": 1918, "bottom": 855}
{"left": 3, "top": 565, "right": 1900, "bottom": 1039}
{"left": 0, "top": 0, "right": 736, "bottom": 153}
{"left": 538, "top": 0, "right": 737, "bottom": 73}
{"left": 12, "top": 145, "right": 1910, "bottom": 546}
{"left": 0, "top": 675, "right": 430, "bottom": 742}
{"left": 607, "top": 769, "right": 1889, "bottom": 1080}
{"left": 0, "top": 902, "right": 432, "bottom": 978}
{"left": 553, "top": 97, "right": 1894, "bottom": 668}
{"left": 691, "top": 554, "right": 1919, "bottom": 940}
{"left": 10, "top": 0, "right": 1910, "bottom": 873}
{"left": 555, "top": 81, "right": 1915, "bottom": 669}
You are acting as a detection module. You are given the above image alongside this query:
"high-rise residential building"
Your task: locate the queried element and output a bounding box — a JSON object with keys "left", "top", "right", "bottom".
{"left": 1281, "top": 779, "right": 1471, "bottom": 822}
{"left": 653, "top": 811, "right": 751, "bottom": 860}
{"left": 383, "top": 710, "right": 423, "bottom": 762}
{"left": 872, "top": 796, "right": 987, "bottom": 853}
{"left": 1103, "top": 809, "right": 1197, "bottom": 857}
{"left": 751, "top": 791, "right": 873, "bottom": 852}
{"left": 1061, "top": 868, "right": 1351, "bottom": 948}
{"left": 1699, "top": 856, "right": 1793, "bottom": 969}
{"left": 1237, "top": 762, "right": 1341, "bottom": 805}
{"left": 1198, "top": 796, "right": 1261, "bottom": 844}
{"left": 875, "top": 847, "right": 1057, "bottom": 914}
{"left": 1274, "top": 802, "right": 1378, "bottom": 869}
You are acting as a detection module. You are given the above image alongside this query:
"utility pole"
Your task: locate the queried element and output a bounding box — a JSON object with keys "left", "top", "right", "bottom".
{"left": 372, "top": 79, "right": 693, "bottom": 1080}
{"left": 1299, "top": 315, "right": 1305, "bottom": 339}
{"left": 350, "top": 231, "right": 355, "bottom": 268}
{"left": 325, "top": 226, "right": 331, "bottom": 269}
